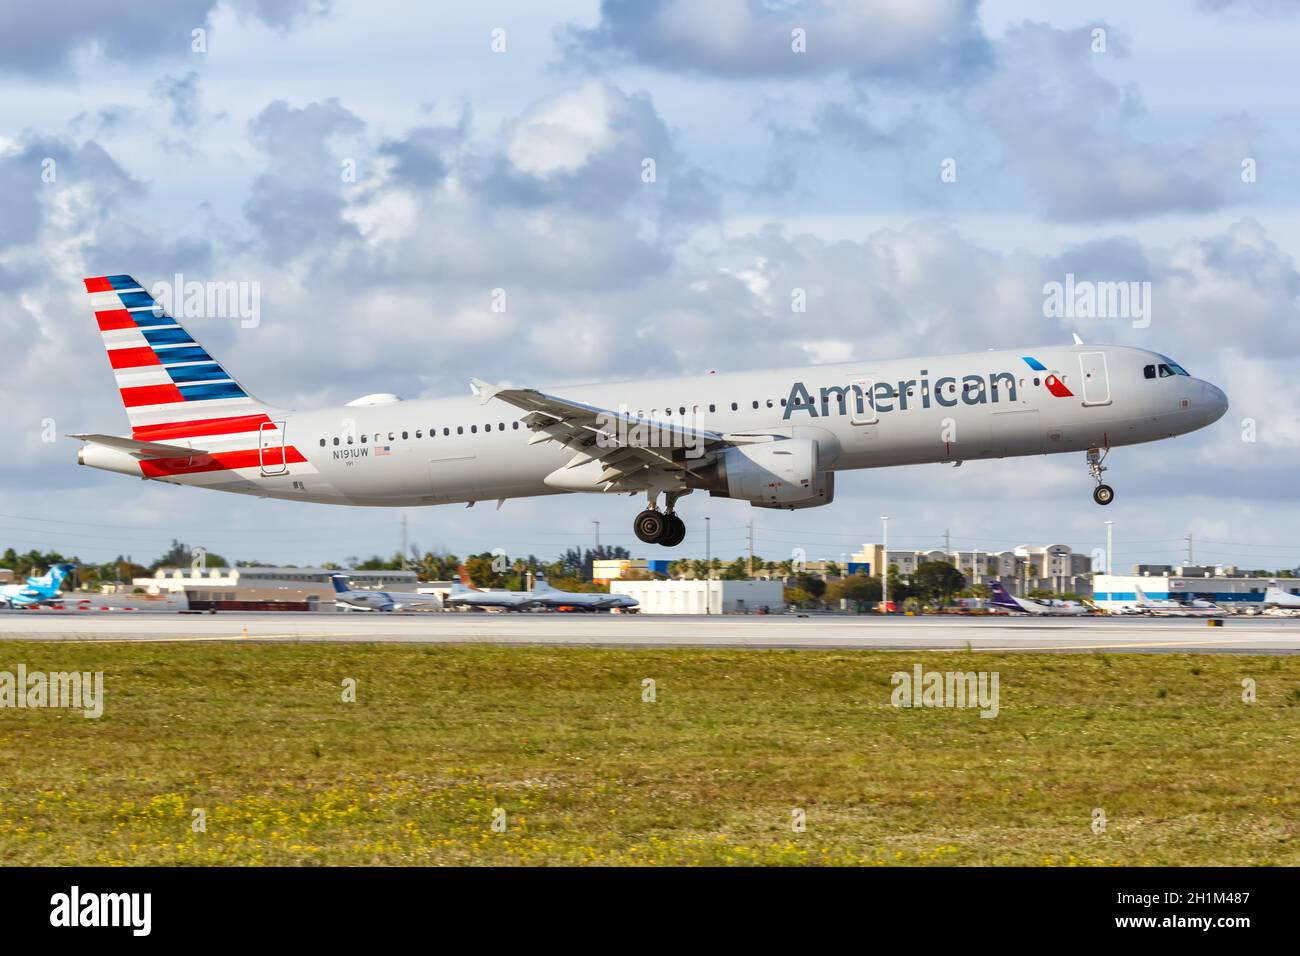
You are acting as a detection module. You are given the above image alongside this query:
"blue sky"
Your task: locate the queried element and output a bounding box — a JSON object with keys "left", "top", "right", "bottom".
{"left": 2, "top": 0, "right": 1299, "bottom": 572}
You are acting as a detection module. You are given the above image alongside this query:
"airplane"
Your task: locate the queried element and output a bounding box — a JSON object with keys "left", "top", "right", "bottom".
{"left": 987, "top": 578, "right": 1090, "bottom": 615}
{"left": 1261, "top": 586, "right": 1300, "bottom": 609}
{"left": 530, "top": 574, "right": 639, "bottom": 612}
{"left": 1128, "top": 584, "right": 1222, "bottom": 617}
{"left": 71, "top": 275, "right": 1229, "bottom": 547}
{"left": 0, "top": 563, "right": 76, "bottom": 608}
{"left": 328, "top": 573, "right": 442, "bottom": 612}
{"left": 444, "top": 567, "right": 535, "bottom": 611}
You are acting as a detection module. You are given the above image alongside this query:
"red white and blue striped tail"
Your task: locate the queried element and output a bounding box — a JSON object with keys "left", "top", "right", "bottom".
{"left": 83, "top": 274, "right": 304, "bottom": 480}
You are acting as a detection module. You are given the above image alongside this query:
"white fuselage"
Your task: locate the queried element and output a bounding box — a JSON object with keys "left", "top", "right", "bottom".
{"left": 85, "top": 343, "right": 1229, "bottom": 508}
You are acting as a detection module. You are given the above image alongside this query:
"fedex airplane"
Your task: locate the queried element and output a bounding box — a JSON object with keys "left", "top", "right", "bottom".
{"left": 0, "top": 563, "right": 76, "bottom": 609}
{"left": 328, "top": 573, "right": 442, "bottom": 612}
{"left": 72, "top": 274, "right": 1229, "bottom": 548}
{"left": 531, "top": 575, "right": 640, "bottom": 612}
{"left": 987, "top": 579, "right": 1090, "bottom": 616}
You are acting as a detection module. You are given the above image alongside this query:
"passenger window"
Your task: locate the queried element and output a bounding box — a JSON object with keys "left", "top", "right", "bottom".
{"left": 319, "top": 438, "right": 325, "bottom": 447}
{"left": 484, "top": 424, "right": 491, "bottom": 432}
{"left": 512, "top": 422, "right": 519, "bottom": 430}
{"left": 1143, "top": 365, "right": 1156, "bottom": 379}
{"left": 443, "top": 427, "right": 450, "bottom": 436}
{"left": 401, "top": 431, "right": 408, "bottom": 440}
{"left": 679, "top": 406, "right": 686, "bottom": 415}
{"left": 780, "top": 398, "right": 787, "bottom": 406}
{"left": 360, "top": 435, "right": 367, "bottom": 443}
{"left": 1032, "top": 378, "right": 1040, "bottom": 387}
{"left": 414, "top": 430, "right": 421, "bottom": 438}
{"left": 766, "top": 399, "right": 773, "bottom": 408}
{"left": 499, "top": 422, "right": 505, "bottom": 430}
{"left": 709, "top": 404, "right": 716, "bottom": 413}
{"left": 752, "top": 400, "right": 759, "bottom": 409}
{"left": 471, "top": 425, "right": 477, "bottom": 433}
{"left": 457, "top": 426, "right": 463, "bottom": 435}
{"left": 731, "top": 403, "right": 738, "bottom": 411}
{"left": 333, "top": 437, "right": 340, "bottom": 446}
{"left": 388, "top": 432, "right": 395, "bottom": 441}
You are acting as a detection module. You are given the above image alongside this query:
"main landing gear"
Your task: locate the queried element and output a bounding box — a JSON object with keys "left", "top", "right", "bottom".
{"left": 633, "top": 492, "right": 687, "bottom": 547}
{"left": 1087, "top": 447, "right": 1114, "bottom": 506}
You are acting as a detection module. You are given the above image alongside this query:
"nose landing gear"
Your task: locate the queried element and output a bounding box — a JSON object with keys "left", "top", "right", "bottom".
{"left": 1087, "top": 447, "right": 1114, "bottom": 506}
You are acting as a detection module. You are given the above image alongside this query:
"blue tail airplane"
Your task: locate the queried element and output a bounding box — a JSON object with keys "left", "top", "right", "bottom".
{"left": 0, "top": 563, "right": 76, "bottom": 608}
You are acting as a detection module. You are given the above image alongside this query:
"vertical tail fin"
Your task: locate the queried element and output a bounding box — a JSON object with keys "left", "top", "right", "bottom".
{"left": 987, "top": 579, "right": 1021, "bottom": 611}
{"left": 330, "top": 574, "right": 351, "bottom": 594}
{"left": 83, "top": 275, "right": 268, "bottom": 435}
{"left": 456, "top": 565, "right": 480, "bottom": 590}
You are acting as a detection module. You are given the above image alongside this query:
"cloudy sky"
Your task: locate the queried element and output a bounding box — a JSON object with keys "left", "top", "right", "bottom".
{"left": 2, "top": 0, "right": 1299, "bottom": 572}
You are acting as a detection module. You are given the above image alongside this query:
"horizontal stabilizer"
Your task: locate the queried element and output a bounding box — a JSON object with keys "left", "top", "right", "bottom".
{"left": 67, "top": 433, "right": 208, "bottom": 459}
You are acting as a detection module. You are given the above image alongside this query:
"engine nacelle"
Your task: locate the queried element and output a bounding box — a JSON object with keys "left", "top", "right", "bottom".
{"left": 690, "top": 438, "right": 830, "bottom": 507}
{"left": 753, "top": 470, "right": 834, "bottom": 510}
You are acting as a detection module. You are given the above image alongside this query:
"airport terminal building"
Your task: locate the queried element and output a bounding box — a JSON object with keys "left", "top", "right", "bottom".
{"left": 134, "top": 566, "right": 421, "bottom": 611}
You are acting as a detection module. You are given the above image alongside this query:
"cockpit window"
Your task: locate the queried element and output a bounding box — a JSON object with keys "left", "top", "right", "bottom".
{"left": 1158, "top": 363, "right": 1174, "bottom": 377}
{"left": 1168, "top": 362, "right": 1189, "bottom": 376}
{"left": 1143, "top": 364, "right": 1156, "bottom": 379}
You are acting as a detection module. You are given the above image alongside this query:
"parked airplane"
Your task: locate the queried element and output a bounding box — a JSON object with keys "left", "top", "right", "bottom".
{"left": 531, "top": 574, "right": 640, "bottom": 612}
{"left": 329, "top": 573, "right": 442, "bottom": 612}
{"left": 72, "top": 275, "right": 1229, "bottom": 547}
{"left": 444, "top": 567, "right": 535, "bottom": 611}
{"left": 0, "top": 563, "right": 76, "bottom": 608}
{"left": 1129, "top": 584, "right": 1222, "bottom": 617}
{"left": 1262, "top": 586, "right": 1300, "bottom": 609}
{"left": 988, "top": 579, "right": 1090, "bottom": 615}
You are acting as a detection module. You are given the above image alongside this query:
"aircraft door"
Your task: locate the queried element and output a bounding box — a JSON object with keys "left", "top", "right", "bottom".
{"left": 259, "top": 420, "right": 288, "bottom": 475}
{"left": 1078, "top": 352, "right": 1111, "bottom": 406}
{"left": 850, "top": 378, "right": 877, "bottom": 425}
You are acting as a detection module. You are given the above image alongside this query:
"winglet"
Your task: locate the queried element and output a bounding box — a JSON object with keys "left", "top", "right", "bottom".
{"left": 1071, "top": 332, "right": 1084, "bottom": 345}
{"left": 470, "top": 378, "right": 503, "bottom": 404}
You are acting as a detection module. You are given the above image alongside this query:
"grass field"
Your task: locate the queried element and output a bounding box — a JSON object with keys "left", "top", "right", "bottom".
{"left": 1, "top": 641, "right": 1297, "bottom": 866}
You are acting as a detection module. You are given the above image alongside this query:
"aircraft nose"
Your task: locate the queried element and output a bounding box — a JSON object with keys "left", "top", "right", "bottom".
{"left": 1200, "top": 381, "right": 1229, "bottom": 425}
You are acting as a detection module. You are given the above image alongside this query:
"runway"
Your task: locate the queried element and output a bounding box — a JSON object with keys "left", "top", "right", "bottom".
{"left": 1, "top": 611, "right": 1299, "bottom": 653}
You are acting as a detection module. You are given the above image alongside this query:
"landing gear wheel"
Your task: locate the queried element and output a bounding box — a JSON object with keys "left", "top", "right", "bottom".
{"left": 659, "top": 513, "right": 687, "bottom": 548}
{"left": 634, "top": 509, "right": 668, "bottom": 544}
{"left": 1093, "top": 483, "right": 1114, "bottom": 506}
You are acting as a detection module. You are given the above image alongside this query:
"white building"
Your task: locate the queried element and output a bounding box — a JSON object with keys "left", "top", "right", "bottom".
{"left": 133, "top": 566, "right": 420, "bottom": 611}
{"left": 610, "top": 579, "right": 785, "bottom": 615}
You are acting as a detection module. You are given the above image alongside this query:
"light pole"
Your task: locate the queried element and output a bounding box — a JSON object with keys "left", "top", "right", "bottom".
{"left": 880, "top": 515, "right": 890, "bottom": 613}
{"left": 705, "top": 516, "right": 711, "bottom": 572}
{"left": 1104, "top": 520, "right": 1114, "bottom": 576}
{"left": 593, "top": 520, "right": 600, "bottom": 551}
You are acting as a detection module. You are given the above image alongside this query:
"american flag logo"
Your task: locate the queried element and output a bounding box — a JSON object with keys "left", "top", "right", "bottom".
{"left": 376, "top": 445, "right": 391, "bottom": 456}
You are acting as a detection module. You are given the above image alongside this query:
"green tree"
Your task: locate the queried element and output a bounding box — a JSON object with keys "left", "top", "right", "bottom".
{"left": 912, "top": 561, "right": 967, "bottom": 607}
{"left": 828, "top": 575, "right": 882, "bottom": 612}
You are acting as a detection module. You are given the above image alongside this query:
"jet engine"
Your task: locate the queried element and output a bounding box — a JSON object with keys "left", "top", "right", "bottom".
{"left": 689, "top": 438, "right": 832, "bottom": 508}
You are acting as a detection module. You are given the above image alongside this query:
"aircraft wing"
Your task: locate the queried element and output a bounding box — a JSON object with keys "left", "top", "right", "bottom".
{"left": 470, "top": 378, "right": 762, "bottom": 490}
{"left": 68, "top": 434, "right": 209, "bottom": 460}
